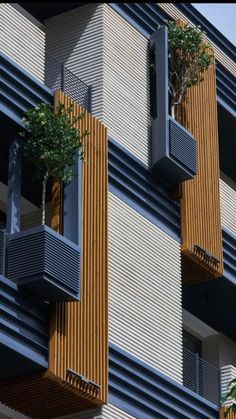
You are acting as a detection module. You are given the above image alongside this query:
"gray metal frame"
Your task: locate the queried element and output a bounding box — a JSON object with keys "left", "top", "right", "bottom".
{"left": 150, "top": 26, "right": 197, "bottom": 186}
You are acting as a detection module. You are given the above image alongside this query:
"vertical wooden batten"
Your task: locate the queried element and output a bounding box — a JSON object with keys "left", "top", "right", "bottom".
{"left": 220, "top": 407, "right": 236, "bottom": 419}
{"left": 177, "top": 19, "right": 224, "bottom": 284}
{"left": 51, "top": 90, "right": 108, "bottom": 403}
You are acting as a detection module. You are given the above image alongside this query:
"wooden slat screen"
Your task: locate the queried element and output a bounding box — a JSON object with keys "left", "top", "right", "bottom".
{"left": 176, "top": 19, "right": 224, "bottom": 284}
{"left": 50, "top": 90, "right": 108, "bottom": 403}
{"left": 221, "top": 407, "right": 236, "bottom": 419}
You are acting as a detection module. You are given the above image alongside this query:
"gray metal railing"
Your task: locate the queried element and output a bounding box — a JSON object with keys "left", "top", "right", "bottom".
{"left": 0, "top": 229, "right": 6, "bottom": 276}
{"left": 44, "top": 52, "right": 91, "bottom": 112}
{"left": 222, "top": 226, "right": 236, "bottom": 281}
{"left": 183, "top": 347, "right": 220, "bottom": 405}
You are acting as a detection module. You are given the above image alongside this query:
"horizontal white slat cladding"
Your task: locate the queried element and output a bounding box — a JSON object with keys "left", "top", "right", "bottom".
{"left": 220, "top": 178, "right": 236, "bottom": 235}
{"left": 221, "top": 365, "right": 236, "bottom": 408}
{"left": 102, "top": 5, "right": 150, "bottom": 165}
{"left": 55, "top": 404, "right": 135, "bottom": 419}
{"left": 45, "top": 4, "right": 150, "bottom": 165}
{"left": 108, "top": 192, "right": 183, "bottom": 383}
{"left": 221, "top": 365, "right": 236, "bottom": 394}
{"left": 0, "top": 3, "right": 45, "bottom": 81}
{"left": 101, "top": 405, "right": 135, "bottom": 419}
{"left": 158, "top": 3, "right": 236, "bottom": 76}
{"left": 45, "top": 4, "right": 104, "bottom": 120}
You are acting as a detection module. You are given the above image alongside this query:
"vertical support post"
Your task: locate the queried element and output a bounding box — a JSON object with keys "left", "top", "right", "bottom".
{"left": 150, "top": 26, "right": 169, "bottom": 170}
{"left": 63, "top": 152, "right": 82, "bottom": 247}
{"left": 61, "top": 63, "right": 65, "bottom": 92}
{"left": 6, "top": 138, "right": 22, "bottom": 234}
{"left": 88, "top": 85, "right": 92, "bottom": 113}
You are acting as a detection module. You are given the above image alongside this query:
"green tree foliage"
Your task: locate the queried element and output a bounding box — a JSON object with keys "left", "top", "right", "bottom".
{"left": 221, "top": 378, "right": 236, "bottom": 417}
{"left": 20, "top": 102, "right": 87, "bottom": 224}
{"left": 167, "top": 20, "right": 214, "bottom": 117}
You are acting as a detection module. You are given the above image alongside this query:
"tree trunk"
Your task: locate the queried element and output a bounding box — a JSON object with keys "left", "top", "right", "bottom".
{"left": 42, "top": 172, "right": 48, "bottom": 225}
{"left": 171, "top": 104, "right": 175, "bottom": 119}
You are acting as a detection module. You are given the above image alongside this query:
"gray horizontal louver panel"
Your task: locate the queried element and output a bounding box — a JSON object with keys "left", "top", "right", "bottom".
{"left": 0, "top": 274, "right": 49, "bottom": 378}
{"left": 44, "top": 234, "right": 80, "bottom": 291}
{"left": 7, "top": 225, "right": 80, "bottom": 301}
{"left": 0, "top": 51, "right": 53, "bottom": 127}
{"left": 169, "top": 118, "right": 197, "bottom": 176}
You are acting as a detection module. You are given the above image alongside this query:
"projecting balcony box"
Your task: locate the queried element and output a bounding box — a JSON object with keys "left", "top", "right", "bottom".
{"left": 7, "top": 225, "right": 80, "bottom": 302}
{"left": 150, "top": 26, "right": 197, "bottom": 187}
{"left": 5, "top": 142, "right": 81, "bottom": 303}
{"left": 1, "top": 50, "right": 82, "bottom": 303}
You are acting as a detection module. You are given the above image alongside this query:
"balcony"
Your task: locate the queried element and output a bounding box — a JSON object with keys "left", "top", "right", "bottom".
{"left": 150, "top": 26, "right": 197, "bottom": 187}
{"left": 44, "top": 53, "right": 91, "bottom": 112}
{"left": 0, "top": 50, "right": 85, "bottom": 302}
{"left": 183, "top": 348, "right": 220, "bottom": 405}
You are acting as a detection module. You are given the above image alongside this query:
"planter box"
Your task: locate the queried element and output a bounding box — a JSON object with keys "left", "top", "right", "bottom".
{"left": 7, "top": 225, "right": 80, "bottom": 301}
{"left": 169, "top": 118, "right": 197, "bottom": 174}
{"left": 152, "top": 116, "right": 197, "bottom": 186}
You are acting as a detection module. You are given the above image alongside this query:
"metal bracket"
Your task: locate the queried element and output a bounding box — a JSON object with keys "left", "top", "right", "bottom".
{"left": 194, "top": 244, "right": 220, "bottom": 269}
{"left": 66, "top": 368, "right": 101, "bottom": 393}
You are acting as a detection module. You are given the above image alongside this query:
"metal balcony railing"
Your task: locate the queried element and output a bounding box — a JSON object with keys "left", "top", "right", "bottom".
{"left": 222, "top": 226, "right": 236, "bottom": 281}
{"left": 183, "top": 347, "right": 220, "bottom": 405}
{"left": 0, "top": 229, "right": 6, "bottom": 276}
{"left": 44, "top": 52, "right": 91, "bottom": 112}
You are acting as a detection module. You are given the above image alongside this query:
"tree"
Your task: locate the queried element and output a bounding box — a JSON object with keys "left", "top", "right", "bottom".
{"left": 221, "top": 378, "right": 236, "bottom": 417}
{"left": 20, "top": 102, "right": 87, "bottom": 225}
{"left": 167, "top": 20, "right": 214, "bottom": 118}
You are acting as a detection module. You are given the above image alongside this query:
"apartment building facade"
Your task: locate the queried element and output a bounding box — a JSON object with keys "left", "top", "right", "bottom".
{"left": 0, "top": 2, "right": 235, "bottom": 418}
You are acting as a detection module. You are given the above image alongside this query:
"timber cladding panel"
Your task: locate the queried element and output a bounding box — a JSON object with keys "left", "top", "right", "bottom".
{"left": 176, "top": 19, "right": 224, "bottom": 284}
{"left": 50, "top": 91, "right": 108, "bottom": 403}
{"left": 0, "top": 91, "right": 108, "bottom": 418}
{"left": 221, "top": 408, "right": 236, "bottom": 419}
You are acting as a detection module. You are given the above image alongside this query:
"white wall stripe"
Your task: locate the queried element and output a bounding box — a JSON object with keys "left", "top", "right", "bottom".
{"left": 221, "top": 365, "right": 236, "bottom": 409}
{"left": 220, "top": 177, "right": 236, "bottom": 235}
{"left": 0, "top": 3, "right": 45, "bottom": 81}
{"left": 55, "top": 404, "right": 135, "bottom": 419}
{"left": 108, "top": 192, "right": 183, "bottom": 383}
